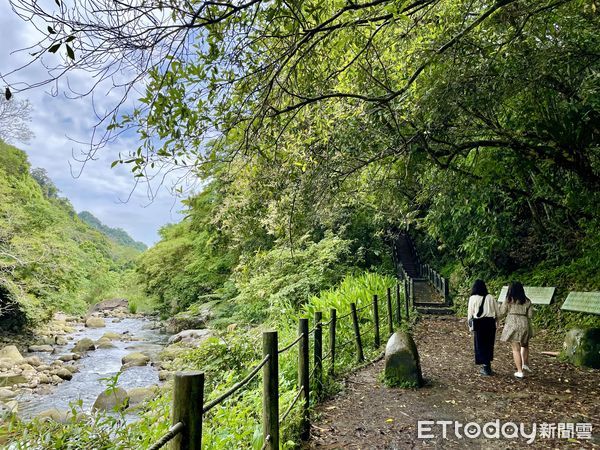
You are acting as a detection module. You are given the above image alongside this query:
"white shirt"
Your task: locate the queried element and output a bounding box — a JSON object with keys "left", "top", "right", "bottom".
{"left": 467, "top": 294, "right": 499, "bottom": 326}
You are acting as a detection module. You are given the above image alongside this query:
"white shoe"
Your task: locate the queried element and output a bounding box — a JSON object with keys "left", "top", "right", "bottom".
{"left": 514, "top": 371, "right": 524, "bottom": 379}
{"left": 522, "top": 364, "right": 532, "bottom": 372}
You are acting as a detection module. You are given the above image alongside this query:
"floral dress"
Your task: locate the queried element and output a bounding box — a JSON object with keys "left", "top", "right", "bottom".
{"left": 500, "top": 300, "right": 534, "bottom": 345}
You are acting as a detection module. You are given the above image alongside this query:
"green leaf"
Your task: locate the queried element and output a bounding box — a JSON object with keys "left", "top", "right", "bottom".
{"left": 4, "top": 87, "right": 12, "bottom": 100}
{"left": 47, "top": 26, "right": 56, "bottom": 34}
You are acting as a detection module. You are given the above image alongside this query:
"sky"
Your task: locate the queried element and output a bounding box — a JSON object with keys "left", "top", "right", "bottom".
{"left": 0, "top": 3, "right": 188, "bottom": 246}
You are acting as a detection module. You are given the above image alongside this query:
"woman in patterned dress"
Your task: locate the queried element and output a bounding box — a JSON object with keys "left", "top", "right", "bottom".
{"left": 500, "top": 281, "right": 534, "bottom": 379}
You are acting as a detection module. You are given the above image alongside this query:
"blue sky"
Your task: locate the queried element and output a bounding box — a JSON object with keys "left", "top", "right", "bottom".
{"left": 0, "top": 3, "right": 189, "bottom": 246}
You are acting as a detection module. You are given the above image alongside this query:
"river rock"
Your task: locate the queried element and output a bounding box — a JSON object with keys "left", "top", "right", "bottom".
{"left": 96, "top": 339, "right": 116, "bottom": 349}
{"left": 0, "top": 345, "right": 24, "bottom": 364}
{"left": 101, "top": 332, "right": 122, "bottom": 341}
{"left": 55, "top": 336, "right": 68, "bottom": 346}
{"left": 0, "top": 400, "right": 18, "bottom": 415}
{"left": 121, "top": 352, "right": 150, "bottom": 368}
{"left": 127, "top": 386, "right": 158, "bottom": 407}
{"left": 158, "top": 370, "right": 173, "bottom": 381}
{"left": 0, "top": 373, "right": 27, "bottom": 387}
{"left": 562, "top": 328, "right": 600, "bottom": 369}
{"left": 165, "top": 304, "right": 213, "bottom": 334}
{"left": 38, "top": 374, "right": 52, "bottom": 384}
{"left": 24, "top": 356, "right": 42, "bottom": 367}
{"left": 384, "top": 331, "right": 423, "bottom": 388}
{"left": 85, "top": 317, "right": 106, "bottom": 328}
{"left": 54, "top": 368, "right": 73, "bottom": 381}
{"left": 90, "top": 298, "right": 129, "bottom": 313}
{"left": 72, "top": 338, "right": 96, "bottom": 353}
{"left": 37, "top": 408, "right": 68, "bottom": 423}
{"left": 92, "top": 387, "right": 129, "bottom": 412}
{"left": 0, "top": 388, "right": 16, "bottom": 400}
{"left": 58, "top": 354, "right": 75, "bottom": 362}
{"left": 28, "top": 345, "right": 54, "bottom": 353}
{"left": 167, "top": 329, "right": 213, "bottom": 345}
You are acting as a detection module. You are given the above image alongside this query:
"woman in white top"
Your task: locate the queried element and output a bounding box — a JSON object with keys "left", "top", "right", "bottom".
{"left": 467, "top": 279, "right": 500, "bottom": 376}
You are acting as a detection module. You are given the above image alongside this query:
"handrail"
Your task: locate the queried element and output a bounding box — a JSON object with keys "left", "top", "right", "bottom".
{"left": 148, "top": 422, "right": 185, "bottom": 450}
{"left": 279, "top": 386, "right": 304, "bottom": 424}
{"left": 278, "top": 333, "right": 304, "bottom": 354}
{"left": 203, "top": 354, "right": 270, "bottom": 414}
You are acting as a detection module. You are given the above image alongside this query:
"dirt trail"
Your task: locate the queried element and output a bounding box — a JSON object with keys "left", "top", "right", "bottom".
{"left": 307, "top": 316, "right": 600, "bottom": 449}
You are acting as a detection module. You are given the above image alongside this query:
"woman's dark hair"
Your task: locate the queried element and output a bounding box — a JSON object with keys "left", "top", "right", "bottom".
{"left": 507, "top": 281, "right": 529, "bottom": 305}
{"left": 471, "top": 279, "right": 489, "bottom": 297}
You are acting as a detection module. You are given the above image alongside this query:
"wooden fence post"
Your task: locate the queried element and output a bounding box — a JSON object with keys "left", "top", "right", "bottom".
{"left": 314, "top": 311, "right": 323, "bottom": 400}
{"left": 171, "top": 372, "right": 204, "bottom": 450}
{"left": 329, "top": 308, "right": 336, "bottom": 376}
{"left": 386, "top": 287, "right": 394, "bottom": 336}
{"left": 396, "top": 283, "right": 402, "bottom": 327}
{"left": 372, "top": 295, "right": 380, "bottom": 348}
{"left": 350, "top": 303, "right": 364, "bottom": 362}
{"left": 442, "top": 277, "right": 449, "bottom": 303}
{"left": 262, "top": 331, "right": 279, "bottom": 450}
{"left": 298, "top": 318, "right": 310, "bottom": 441}
{"left": 404, "top": 280, "right": 410, "bottom": 321}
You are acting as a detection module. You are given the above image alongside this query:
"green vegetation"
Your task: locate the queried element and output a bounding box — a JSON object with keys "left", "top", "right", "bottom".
{"left": 0, "top": 141, "right": 145, "bottom": 329}
{"left": 78, "top": 211, "right": 147, "bottom": 252}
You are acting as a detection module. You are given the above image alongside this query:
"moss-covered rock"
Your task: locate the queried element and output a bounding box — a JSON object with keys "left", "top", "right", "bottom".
{"left": 562, "top": 328, "right": 600, "bottom": 369}
{"left": 92, "top": 387, "right": 129, "bottom": 412}
{"left": 384, "top": 331, "right": 423, "bottom": 388}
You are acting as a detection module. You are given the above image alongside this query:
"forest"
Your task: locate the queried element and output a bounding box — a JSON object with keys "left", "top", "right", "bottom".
{"left": 1, "top": 0, "right": 599, "bottom": 448}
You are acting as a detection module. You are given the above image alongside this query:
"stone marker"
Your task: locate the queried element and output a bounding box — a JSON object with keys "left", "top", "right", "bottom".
{"left": 561, "top": 292, "right": 600, "bottom": 315}
{"left": 497, "top": 286, "right": 556, "bottom": 304}
{"left": 384, "top": 331, "right": 423, "bottom": 387}
{"left": 562, "top": 328, "right": 600, "bottom": 369}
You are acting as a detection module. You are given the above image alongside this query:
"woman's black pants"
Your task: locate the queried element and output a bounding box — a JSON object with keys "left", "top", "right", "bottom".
{"left": 473, "top": 317, "right": 496, "bottom": 365}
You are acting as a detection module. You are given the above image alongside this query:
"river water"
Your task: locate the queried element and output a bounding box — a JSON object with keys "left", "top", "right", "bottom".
{"left": 17, "top": 317, "right": 168, "bottom": 418}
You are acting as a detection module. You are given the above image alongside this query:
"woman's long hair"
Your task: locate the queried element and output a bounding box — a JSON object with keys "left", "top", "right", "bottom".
{"left": 507, "top": 281, "right": 529, "bottom": 305}
{"left": 471, "top": 279, "right": 489, "bottom": 297}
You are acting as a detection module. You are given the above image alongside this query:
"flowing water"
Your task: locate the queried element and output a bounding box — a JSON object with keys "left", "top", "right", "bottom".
{"left": 17, "top": 317, "right": 168, "bottom": 418}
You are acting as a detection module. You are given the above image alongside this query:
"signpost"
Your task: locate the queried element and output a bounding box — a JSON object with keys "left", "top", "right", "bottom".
{"left": 561, "top": 292, "right": 600, "bottom": 315}
{"left": 497, "top": 286, "right": 556, "bottom": 305}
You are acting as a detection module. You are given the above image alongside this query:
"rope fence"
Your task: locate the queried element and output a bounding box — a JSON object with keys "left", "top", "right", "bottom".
{"left": 147, "top": 284, "right": 410, "bottom": 450}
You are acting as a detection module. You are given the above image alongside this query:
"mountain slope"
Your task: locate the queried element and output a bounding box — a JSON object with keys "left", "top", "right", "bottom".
{"left": 78, "top": 210, "right": 147, "bottom": 252}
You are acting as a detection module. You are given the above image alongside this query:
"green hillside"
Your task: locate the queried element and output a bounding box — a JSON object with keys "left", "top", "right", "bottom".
{"left": 0, "top": 141, "right": 143, "bottom": 331}
{"left": 78, "top": 210, "right": 147, "bottom": 252}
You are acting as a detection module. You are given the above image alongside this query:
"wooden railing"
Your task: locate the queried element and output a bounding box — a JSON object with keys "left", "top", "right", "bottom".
{"left": 148, "top": 285, "right": 409, "bottom": 449}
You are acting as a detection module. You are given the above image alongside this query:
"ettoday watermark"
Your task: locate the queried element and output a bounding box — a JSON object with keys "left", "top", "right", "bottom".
{"left": 417, "top": 420, "right": 593, "bottom": 443}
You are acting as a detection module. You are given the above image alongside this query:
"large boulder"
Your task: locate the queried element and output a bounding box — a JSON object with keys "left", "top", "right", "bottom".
{"left": 85, "top": 317, "right": 106, "bottom": 328}
{"left": 90, "top": 298, "right": 128, "bottom": 313}
{"left": 72, "top": 338, "right": 96, "bottom": 353}
{"left": 384, "top": 331, "right": 423, "bottom": 388}
{"left": 0, "top": 345, "right": 24, "bottom": 364}
{"left": 92, "top": 387, "right": 129, "bottom": 412}
{"left": 127, "top": 386, "right": 159, "bottom": 407}
{"left": 167, "top": 329, "right": 213, "bottom": 345}
{"left": 0, "top": 373, "right": 27, "bottom": 387}
{"left": 562, "top": 328, "right": 600, "bottom": 369}
{"left": 121, "top": 352, "right": 150, "bottom": 368}
{"left": 166, "top": 304, "right": 213, "bottom": 334}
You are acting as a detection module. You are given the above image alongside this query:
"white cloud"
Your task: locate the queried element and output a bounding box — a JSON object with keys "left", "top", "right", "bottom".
{"left": 0, "top": 3, "right": 188, "bottom": 245}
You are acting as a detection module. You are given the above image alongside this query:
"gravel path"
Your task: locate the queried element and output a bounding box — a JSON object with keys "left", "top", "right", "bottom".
{"left": 307, "top": 316, "right": 600, "bottom": 449}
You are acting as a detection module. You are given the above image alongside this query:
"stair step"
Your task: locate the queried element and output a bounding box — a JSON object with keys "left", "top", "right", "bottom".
{"left": 416, "top": 306, "right": 454, "bottom": 315}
